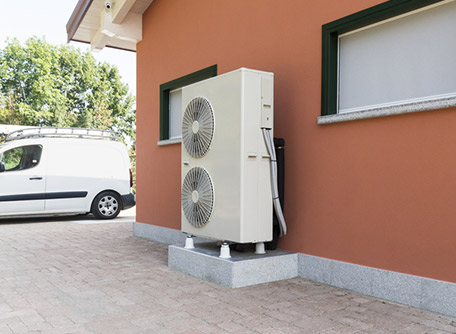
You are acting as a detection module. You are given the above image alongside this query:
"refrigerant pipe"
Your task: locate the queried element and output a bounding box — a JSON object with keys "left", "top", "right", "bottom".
{"left": 262, "top": 128, "right": 287, "bottom": 237}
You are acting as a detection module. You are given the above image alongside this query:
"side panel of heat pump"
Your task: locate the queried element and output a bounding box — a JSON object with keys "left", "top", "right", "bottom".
{"left": 239, "top": 70, "right": 273, "bottom": 243}
{"left": 181, "top": 68, "right": 273, "bottom": 243}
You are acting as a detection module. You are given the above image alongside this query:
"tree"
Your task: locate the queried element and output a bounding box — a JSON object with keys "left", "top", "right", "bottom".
{"left": 0, "top": 37, "right": 135, "bottom": 142}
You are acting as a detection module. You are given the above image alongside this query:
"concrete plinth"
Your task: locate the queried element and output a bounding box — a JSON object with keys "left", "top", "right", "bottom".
{"left": 168, "top": 243, "right": 298, "bottom": 288}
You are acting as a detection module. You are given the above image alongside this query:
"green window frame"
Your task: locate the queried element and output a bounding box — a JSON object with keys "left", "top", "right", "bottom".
{"left": 159, "top": 65, "right": 217, "bottom": 141}
{"left": 321, "top": 0, "right": 445, "bottom": 116}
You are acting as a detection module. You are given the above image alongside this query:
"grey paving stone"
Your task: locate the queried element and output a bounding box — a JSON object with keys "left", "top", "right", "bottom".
{"left": 0, "top": 215, "right": 454, "bottom": 333}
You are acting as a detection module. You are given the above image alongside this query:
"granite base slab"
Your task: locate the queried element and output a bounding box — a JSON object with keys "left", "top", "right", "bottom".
{"left": 168, "top": 242, "right": 298, "bottom": 288}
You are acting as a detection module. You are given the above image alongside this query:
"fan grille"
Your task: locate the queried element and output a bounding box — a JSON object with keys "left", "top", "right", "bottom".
{"left": 182, "top": 97, "right": 214, "bottom": 158}
{"left": 181, "top": 167, "right": 214, "bottom": 228}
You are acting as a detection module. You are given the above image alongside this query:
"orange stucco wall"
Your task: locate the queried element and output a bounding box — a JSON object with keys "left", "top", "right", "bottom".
{"left": 136, "top": 0, "right": 456, "bottom": 283}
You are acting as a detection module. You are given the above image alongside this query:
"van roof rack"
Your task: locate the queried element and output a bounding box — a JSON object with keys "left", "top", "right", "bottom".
{"left": 5, "top": 127, "right": 120, "bottom": 142}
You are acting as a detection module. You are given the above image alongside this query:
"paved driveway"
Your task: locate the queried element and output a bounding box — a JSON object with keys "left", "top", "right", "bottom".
{"left": 0, "top": 213, "right": 455, "bottom": 334}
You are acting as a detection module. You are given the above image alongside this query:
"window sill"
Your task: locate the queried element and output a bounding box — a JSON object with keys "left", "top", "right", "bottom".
{"left": 317, "top": 95, "right": 456, "bottom": 125}
{"left": 157, "top": 137, "right": 182, "bottom": 146}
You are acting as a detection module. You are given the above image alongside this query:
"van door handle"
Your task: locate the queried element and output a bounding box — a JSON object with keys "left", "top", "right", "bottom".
{"left": 29, "top": 177, "right": 43, "bottom": 180}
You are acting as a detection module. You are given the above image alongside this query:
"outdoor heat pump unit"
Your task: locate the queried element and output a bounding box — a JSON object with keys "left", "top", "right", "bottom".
{"left": 181, "top": 68, "right": 286, "bottom": 244}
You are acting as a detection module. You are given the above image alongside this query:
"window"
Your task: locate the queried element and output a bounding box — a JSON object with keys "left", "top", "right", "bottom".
{"left": 320, "top": 0, "right": 456, "bottom": 123}
{"left": 159, "top": 65, "right": 217, "bottom": 143}
{"left": 169, "top": 88, "right": 183, "bottom": 139}
{"left": 1, "top": 145, "right": 43, "bottom": 172}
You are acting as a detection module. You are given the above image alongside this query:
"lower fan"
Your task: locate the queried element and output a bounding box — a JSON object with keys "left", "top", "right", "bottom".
{"left": 181, "top": 166, "right": 214, "bottom": 228}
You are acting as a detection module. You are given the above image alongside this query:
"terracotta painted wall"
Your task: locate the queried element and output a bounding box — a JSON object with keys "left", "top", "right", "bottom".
{"left": 136, "top": 0, "right": 456, "bottom": 283}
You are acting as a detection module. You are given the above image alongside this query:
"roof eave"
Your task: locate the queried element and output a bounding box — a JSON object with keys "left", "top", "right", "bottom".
{"left": 66, "top": 0, "right": 94, "bottom": 43}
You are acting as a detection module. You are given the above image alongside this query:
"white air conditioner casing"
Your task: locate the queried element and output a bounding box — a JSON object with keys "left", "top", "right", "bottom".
{"left": 181, "top": 68, "right": 274, "bottom": 243}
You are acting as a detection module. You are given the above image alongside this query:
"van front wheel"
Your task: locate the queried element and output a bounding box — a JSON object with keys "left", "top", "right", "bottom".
{"left": 92, "top": 191, "right": 121, "bottom": 219}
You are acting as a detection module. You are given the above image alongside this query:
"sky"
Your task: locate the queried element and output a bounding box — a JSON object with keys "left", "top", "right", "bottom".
{"left": 0, "top": 0, "right": 137, "bottom": 96}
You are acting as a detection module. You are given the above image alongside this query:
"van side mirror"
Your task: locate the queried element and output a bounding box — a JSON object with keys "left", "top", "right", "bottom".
{"left": 0, "top": 161, "right": 5, "bottom": 173}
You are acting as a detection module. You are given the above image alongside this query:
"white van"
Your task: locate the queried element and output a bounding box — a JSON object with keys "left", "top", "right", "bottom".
{"left": 0, "top": 127, "right": 135, "bottom": 219}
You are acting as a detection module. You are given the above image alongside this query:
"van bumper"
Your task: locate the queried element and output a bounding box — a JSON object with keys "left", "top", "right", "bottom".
{"left": 122, "top": 193, "right": 136, "bottom": 210}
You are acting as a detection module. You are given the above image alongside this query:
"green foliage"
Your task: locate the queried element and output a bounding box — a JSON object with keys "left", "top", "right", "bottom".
{"left": 2, "top": 147, "right": 22, "bottom": 170}
{"left": 129, "top": 151, "right": 136, "bottom": 193}
{"left": 0, "top": 37, "right": 135, "bottom": 142}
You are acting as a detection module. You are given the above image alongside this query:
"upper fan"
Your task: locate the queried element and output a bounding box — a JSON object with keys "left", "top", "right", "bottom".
{"left": 181, "top": 166, "right": 215, "bottom": 228}
{"left": 182, "top": 97, "right": 214, "bottom": 158}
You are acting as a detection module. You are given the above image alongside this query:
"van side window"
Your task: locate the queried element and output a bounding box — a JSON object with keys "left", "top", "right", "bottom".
{"left": 1, "top": 145, "right": 43, "bottom": 172}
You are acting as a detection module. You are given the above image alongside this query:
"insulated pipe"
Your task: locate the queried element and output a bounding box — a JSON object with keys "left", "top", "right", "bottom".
{"left": 266, "top": 137, "right": 285, "bottom": 250}
{"left": 274, "top": 138, "right": 285, "bottom": 210}
{"left": 262, "top": 128, "right": 287, "bottom": 237}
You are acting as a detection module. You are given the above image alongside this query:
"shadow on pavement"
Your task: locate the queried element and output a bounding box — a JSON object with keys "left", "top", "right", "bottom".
{"left": 0, "top": 209, "right": 136, "bottom": 225}
{"left": 0, "top": 214, "right": 102, "bottom": 225}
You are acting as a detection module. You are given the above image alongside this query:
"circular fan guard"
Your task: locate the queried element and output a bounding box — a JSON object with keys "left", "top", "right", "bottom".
{"left": 182, "top": 97, "right": 214, "bottom": 158}
{"left": 181, "top": 167, "right": 214, "bottom": 228}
